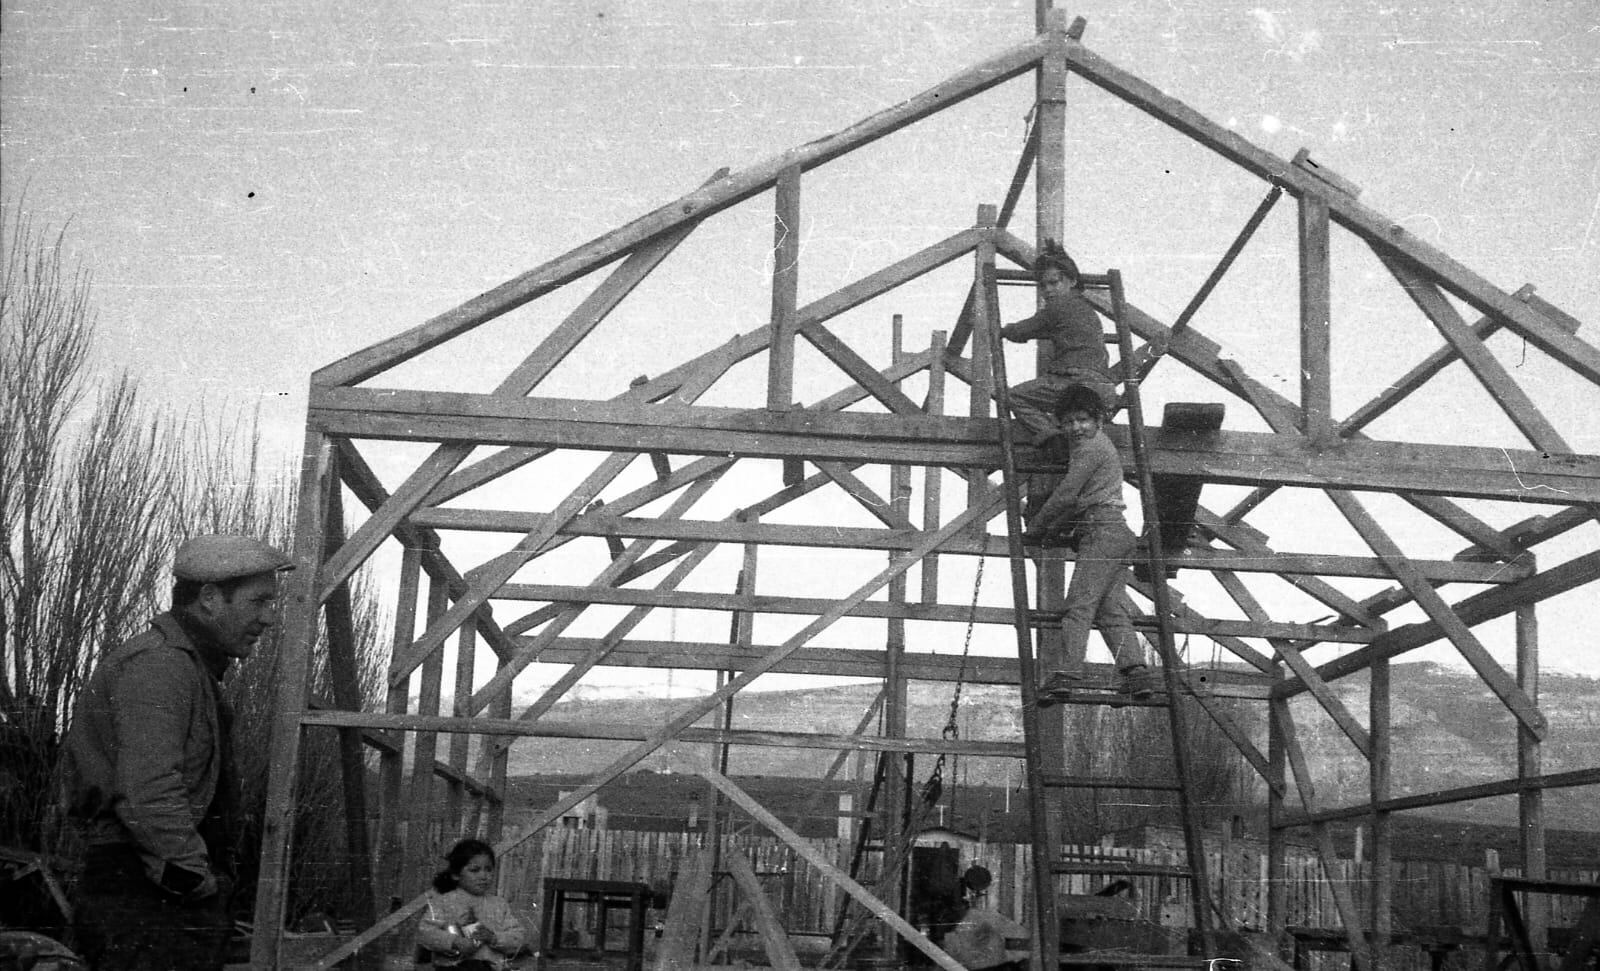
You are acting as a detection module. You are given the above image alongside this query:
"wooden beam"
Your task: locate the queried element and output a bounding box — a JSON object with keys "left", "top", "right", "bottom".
{"left": 388, "top": 451, "right": 637, "bottom": 684}
{"left": 311, "top": 387, "right": 1600, "bottom": 505}
{"left": 318, "top": 475, "right": 378, "bottom": 928}
{"left": 768, "top": 164, "right": 802, "bottom": 412}
{"left": 316, "top": 35, "right": 1047, "bottom": 387}
{"left": 1299, "top": 193, "right": 1333, "bottom": 442}
{"left": 1382, "top": 255, "right": 1569, "bottom": 454}
{"left": 249, "top": 429, "right": 336, "bottom": 970}
{"left": 302, "top": 708, "right": 1029, "bottom": 760}
{"left": 724, "top": 853, "right": 802, "bottom": 971}
{"left": 408, "top": 507, "right": 1526, "bottom": 583}
{"left": 997, "top": 232, "right": 1535, "bottom": 550}
{"left": 1279, "top": 767, "right": 1600, "bottom": 827}
{"left": 1306, "top": 549, "right": 1600, "bottom": 687}
{"left": 1327, "top": 489, "right": 1547, "bottom": 739}
{"left": 922, "top": 330, "right": 948, "bottom": 602}
{"left": 466, "top": 472, "right": 724, "bottom": 712}
{"left": 523, "top": 637, "right": 1272, "bottom": 698}
{"left": 494, "top": 579, "right": 1375, "bottom": 643}
{"left": 1058, "top": 39, "right": 1600, "bottom": 386}
{"left": 1214, "top": 570, "right": 1371, "bottom": 758}
{"left": 699, "top": 768, "right": 969, "bottom": 971}
{"left": 1336, "top": 288, "right": 1529, "bottom": 437}
{"left": 799, "top": 320, "right": 924, "bottom": 415}
{"left": 1272, "top": 702, "right": 1372, "bottom": 971}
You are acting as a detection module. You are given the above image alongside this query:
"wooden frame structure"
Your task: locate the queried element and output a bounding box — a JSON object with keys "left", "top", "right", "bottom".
{"left": 249, "top": 11, "right": 1600, "bottom": 970}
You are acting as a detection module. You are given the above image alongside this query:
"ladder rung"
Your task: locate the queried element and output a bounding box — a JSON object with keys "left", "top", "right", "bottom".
{"left": 1058, "top": 955, "right": 1217, "bottom": 968}
{"left": 1040, "top": 774, "right": 1183, "bottom": 791}
{"left": 1039, "top": 689, "right": 1167, "bottom": 707}
{"left": 1052, "top": 861, "right": 1192, "bottom": 878}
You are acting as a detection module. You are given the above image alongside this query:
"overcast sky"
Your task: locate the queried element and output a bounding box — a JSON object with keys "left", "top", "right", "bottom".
{"left": 4, "top": 0, "right": 1597, "bottom": 679}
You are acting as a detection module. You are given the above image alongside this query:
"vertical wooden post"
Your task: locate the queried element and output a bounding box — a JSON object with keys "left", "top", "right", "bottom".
{"left": 921, "top": 330, "right": 947, "bottom": 604}
{"left": 320, "top": 468, "right": 379, "bottom": 939}
{"left": 1035, "top": 21, "right": 1069, "bottom": 959}
{"left": 969, "top": 206, "right": 1000, "bottom": 526}
{"left": 377, "top": 547, "right": 422, "bottom": 906}
{"left": 447, "top": 620, "right": 477, "bottom": 833}
{"left": 769, "top": 164, "right": 803, "bottom": 484}
{"left": 1370, "top": 658, "right": 1392, "bottom": 971}
{"left": 480, "top": 678, "right": 512, "bottom": 843}
{"left": 883, "top": 319, "right": 914, "bottom": 960}
{"left": 405, "top": 576, "right": 450, "bottom": 892}
{"left": 1298, "top": 192, "right": 1333, "bottom": 441}
{"left": 1267, "top": 662, "right": 1289, "bottom": 957}
{"left": 1516, "top": 602, "right": 1549, "bottom": 954}
{"left": 250, "top": 428, "right": 335, "bottom": 969}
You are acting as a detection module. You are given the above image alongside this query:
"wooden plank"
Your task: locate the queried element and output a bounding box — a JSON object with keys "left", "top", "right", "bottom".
{"left": 1150, "top": 402, "right": 1224, "bottom": 553}
{"left": 1214, "top": 570, "right": 1371, "bottom": 758}
{"left": 922, "top": 329, "right": 948, "bottom": 602}
{"left": 1197, "top": 510, "right": 1382, "bottom": 629}
{"left": 1327, "top": 489, "right": 1547, "bottom": 739}
{"left": 723, "top": 852, "right": 802, "bottom": 971}
{"left": 1308, "top": 549, "right": 1600, "bottom": 686}
{"left": 1382, "top": 255, "right": 1569, "bottom": 454}
{"left": 1336, "top": 288, "right": 1529, "bottom": 437}
{"left": 1272, "top": 703, "right": 1372, "bottom": 971}
{"left": 522, "top": 638, "right": 1272, "bottom": 697}
{"left": 333, "top": 439, "right": 518, "bottom": 662}
{"left": 698, "top": 767, "right": 968, "bottom": 971}
{"left": 492, "top": 580, "right": 1377, "bottom": 643}
{"left": 302, "top": 707, "right": 1029, "bottom": 759}
{"left": 1059, "top": 39, "right": 1600, "bottom": 385}
{"left": 404, "top": 576, "right": 449, "bottom": 893}
{"left": 316, "top": 36, "right": 1046, "bottom": 387}
{"left": 318, "top": 478, "right": 378, "bottom": 929}
{"left": 248, "top": 430, "right": 336, "bottom": 970}
{"left": 501, "top": 183, "right": 718, "bottom": 396}
{"left": 466, "top": 471, "right": 724, "bottom": 713}
{"left": 490, "top": 530, "right": 718, "bottom": 721}
{"left": 818, "top": 461, "right": 912, "bottom": 529}
{"left": 655, "top": 845, "right": 713, "bottom": 971}
{"left": 1299, "top": 194, "right": 1333, "bottom": 441}
{"left": 387, "top": 451, "right": 637, "bottom": 684}
{"left": 310, "top": 388, "right": 1600, "bottom": 505}
{"left": 1278, "top": 767, "right": 1600, "bottom": 827}
{"left": 407, "top": 507, "right": 1527, "bottom": 583}
{"left": 800, "top": 320, "right": 924, "bottom": 415}
{"left": 374, "top": 547, "right": 420, "bottom": 898}
{"left": 768, "top": 164, "right": 801, "bottom": 412}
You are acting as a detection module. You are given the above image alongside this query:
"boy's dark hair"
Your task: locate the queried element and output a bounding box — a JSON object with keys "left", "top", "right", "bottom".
{"left": 1054, "top": 385, "right": 1107, "bottom": 422}
{"left": 433, "top": 838, "right": 496, "bottom": 893}
{"left": 1035, "top": 238, "right": 1080, "bottom": 286}
{"left": 172, "top": 575, "right": 253, "bottom": 609}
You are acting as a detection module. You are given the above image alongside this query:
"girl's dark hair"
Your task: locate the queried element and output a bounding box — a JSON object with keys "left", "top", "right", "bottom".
{"left": 1054, "top": 384, "right": 1107, "bottom": 422}
{"left": 433, "top": 838, "right": 496, "bottom": 893}
{"left": 1036, "top": 238, "right": 1080, "bottom": 286}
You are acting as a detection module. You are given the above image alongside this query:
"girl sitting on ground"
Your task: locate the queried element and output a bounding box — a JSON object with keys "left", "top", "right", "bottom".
{"left": 417, "top": 838, "right": 528, "bottom": 970}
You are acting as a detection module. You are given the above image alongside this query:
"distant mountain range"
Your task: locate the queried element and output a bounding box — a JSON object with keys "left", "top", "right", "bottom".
{"left": 499, "top": 662, "right": 1599, "bottom": 831}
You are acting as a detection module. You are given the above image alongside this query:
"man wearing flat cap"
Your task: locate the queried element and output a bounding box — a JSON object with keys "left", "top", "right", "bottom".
{"left": 61, "top": 534, "right": 292, "bottom": 970}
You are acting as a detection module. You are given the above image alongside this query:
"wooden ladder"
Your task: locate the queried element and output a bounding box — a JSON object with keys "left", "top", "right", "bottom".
{"left": 985, "top": 265, "right": 1220, "bottom": 968}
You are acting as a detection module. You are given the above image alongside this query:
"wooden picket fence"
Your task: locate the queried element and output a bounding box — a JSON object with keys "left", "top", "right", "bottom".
{"left": 497, "top": 828, "right": 1597, "bottom": 960}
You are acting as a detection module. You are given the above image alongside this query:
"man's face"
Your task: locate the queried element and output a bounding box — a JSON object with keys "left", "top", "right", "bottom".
{"left": 198, "top": 572, "right": 282, "bottom": 658}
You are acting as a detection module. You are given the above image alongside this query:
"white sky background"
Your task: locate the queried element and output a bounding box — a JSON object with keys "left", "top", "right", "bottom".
{"left": 4, "top": 0, "right": 1598, "bottom": 689}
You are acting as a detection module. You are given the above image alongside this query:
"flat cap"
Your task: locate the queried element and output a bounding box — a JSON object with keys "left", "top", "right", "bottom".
{"left": 173, "top": 534, "right": 294, "bottom": 583}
